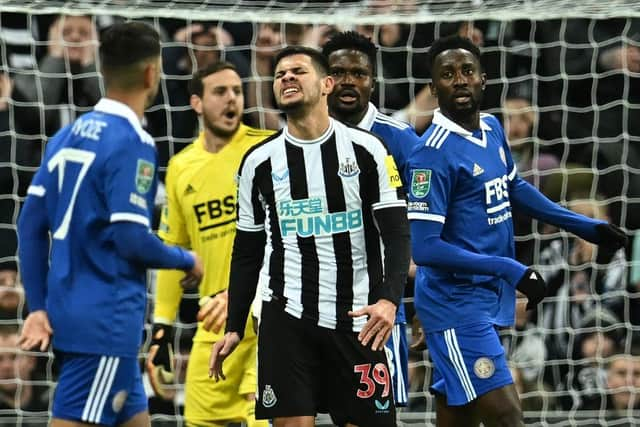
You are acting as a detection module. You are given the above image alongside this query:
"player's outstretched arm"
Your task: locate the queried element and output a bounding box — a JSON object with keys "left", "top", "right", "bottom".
{"left": 509, "top": 177, "right": 628, "bottom": 250}
{"left": 18, "top": 310, "right": 53, "bottom": 352}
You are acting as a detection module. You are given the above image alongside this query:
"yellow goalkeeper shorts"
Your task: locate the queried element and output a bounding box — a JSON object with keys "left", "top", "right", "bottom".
{"left": 184, "top": 337, "right": 266, "bottom": 426}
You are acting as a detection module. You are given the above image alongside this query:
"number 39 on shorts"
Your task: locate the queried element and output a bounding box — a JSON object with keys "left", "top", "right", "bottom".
{"left": 353, "top": 363, "right": 390, "bottom": 399}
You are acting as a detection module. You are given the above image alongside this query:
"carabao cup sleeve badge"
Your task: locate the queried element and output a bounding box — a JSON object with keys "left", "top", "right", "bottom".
{"left": 411, "top": 169, "right": 431, "bottom": 198}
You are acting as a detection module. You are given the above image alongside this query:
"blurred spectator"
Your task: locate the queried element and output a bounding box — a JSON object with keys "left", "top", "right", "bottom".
{"left": 0, "top": 12, "right": 40, "bottom": 70}
{"left": 147, "top": 23, "right": 252, "bottom": 169}
{"left": 14, "top": 14, "right": 101, "bottom": 136}
{"left": 606, "top": 351, "right": 640, "bottom": 412}
{"left": 246, "top": 22, "right": 318, "bottom": 130}
{"left": 539, "top": 196, "right": 628, "bottom": 319}
{"left": 503, "top": 300, "right": 550, "bottom": 411}
{"left": 0, "top": 66, "right": 41, "bottom": 287}
{"left": 0, "top": 325, "right": 49, "bottom": 415}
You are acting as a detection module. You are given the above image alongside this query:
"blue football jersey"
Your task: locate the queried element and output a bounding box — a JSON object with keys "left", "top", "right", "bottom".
{"left": 357, "top": 103, "right": 421, "bottom": 324}
{"left": 406, "top": 110, "right": 518, "bottom": 332}
{"left": 25, "top": 98, "right": 158, "bottom": 357}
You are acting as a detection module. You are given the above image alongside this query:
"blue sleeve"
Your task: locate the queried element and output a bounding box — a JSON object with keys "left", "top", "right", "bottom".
{"left": 410, "top": 220, "right": 527, "bottom": 286}
{"left": 509, "top": 176, "right": 604, "bottom": 242}
{"left": 112, "top": 222, "right": 194, "bottom": 270}
{"left": 105, "top": 131, "right": 157, "bottom": 228}
{"left": 17, "top": 188, "right": 50, "bottom": 312}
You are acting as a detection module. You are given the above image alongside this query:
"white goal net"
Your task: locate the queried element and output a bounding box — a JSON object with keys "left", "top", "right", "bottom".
{"left": 1, "top": 1, "right": 640, "bottom": 426}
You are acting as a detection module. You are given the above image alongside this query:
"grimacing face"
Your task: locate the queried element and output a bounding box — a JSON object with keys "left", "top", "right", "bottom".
{"left": 327, "top": 49, "right": 374, "bottom": 122}
{"left": 273, "top": 54, "right": 324, "bottom": 115}
{"left": 195, "top": 68, "right": 244, "bottom": 138}
{"left": 430, "top": 48, "right": 485, "bottom": 120}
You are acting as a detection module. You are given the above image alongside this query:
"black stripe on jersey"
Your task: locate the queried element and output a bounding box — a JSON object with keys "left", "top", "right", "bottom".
{"left": 321, "top": 135, "right": 354, "bottom": 329}
{"left": 353, "top": 143, "right": 384, "bottom": 304}
{"left": 286, "top": 141, "right": 320, "bottom": 322}
{"left": 237, "top": 129, "right": 283, "bottom": 178}
{"left": 199, "top": 218, "right": 236, "bottom": 231}
{"left": 255, "top": 159, "right": 286, "bottom": 300}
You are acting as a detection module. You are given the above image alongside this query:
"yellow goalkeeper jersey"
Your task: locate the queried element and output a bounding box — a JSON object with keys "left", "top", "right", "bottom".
{"left": 155, "top": 124, "right": 274, "bottom": 343}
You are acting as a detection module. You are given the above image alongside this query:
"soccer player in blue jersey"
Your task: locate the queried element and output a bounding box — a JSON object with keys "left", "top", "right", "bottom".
{"left": 17, "top": 22, "right": 203, "bottom": 427}
{"left": 323, "top": 30, "right": 421, "bottom": 408}
{"left": 406, "top": 35, "right": 628, "bottom": 426}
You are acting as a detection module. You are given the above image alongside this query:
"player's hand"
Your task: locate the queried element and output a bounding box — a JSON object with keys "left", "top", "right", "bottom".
{"left": 209, "top": 332, "right": 241, "bottom": 381}
{"left": 146, "top": 323, "right": 175, "bottom": 400}
{"left": 349, "top": 299, "right": 396, "bottom": 351}
{"left": 595, "top": 223, "right": 628, "bottom": 251}
{"left": 180, "top": 251, "right": 203, "bottom": 290}
{"left": 515, "top": 268, "right": 547, "bottom": 310}
{"left": 18, "top": 310, "right": 53, "bottom": 352}
{"left": 197, "top": 290, "right": 228, "bottom": 333}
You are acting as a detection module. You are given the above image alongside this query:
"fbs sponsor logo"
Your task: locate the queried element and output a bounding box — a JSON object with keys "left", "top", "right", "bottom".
{"left": 262, "top": 385, "right": 277, "bottom": 408}
{"left": 375, "top": 399, "right": 390, "bottom": 413}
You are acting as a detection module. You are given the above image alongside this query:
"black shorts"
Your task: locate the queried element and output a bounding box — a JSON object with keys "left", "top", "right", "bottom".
{"left": 255, "top": 300, "right": 397, "bottom": 427}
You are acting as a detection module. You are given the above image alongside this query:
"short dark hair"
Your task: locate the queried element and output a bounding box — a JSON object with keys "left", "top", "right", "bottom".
{"left": 274, "top": 45, "right": 330, "bottom": 76}
{"left": 426, "top": 35, "right": 481, "bottom": 74}
{"left": 189, "top": 61, "right": 238, "bottom": 97}
{"left": 321, "top": 31, "right": 377, "bottom": 75}
{"left": 99, "top": 22, "right": 161, "bottom": 88}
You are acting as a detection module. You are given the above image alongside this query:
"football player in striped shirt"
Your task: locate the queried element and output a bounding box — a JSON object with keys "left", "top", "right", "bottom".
{"left": 17, "top": 22, "right": 203, "bottom": 427}
{"left": 406, "top": 35, "right": 628, "bottom": 426}
{"left": 147, "top": 62, "right": 273, "bottom": 427}
{"left": 323, "top": 30, "right": 421, "bottom": 408}
{"left": 210, "top": 46, "right": 411, "bottom": 427}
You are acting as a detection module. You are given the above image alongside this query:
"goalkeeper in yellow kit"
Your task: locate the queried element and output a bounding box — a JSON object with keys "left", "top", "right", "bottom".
{"left": 146, "top": 61, "right": 273, "bottom": 427}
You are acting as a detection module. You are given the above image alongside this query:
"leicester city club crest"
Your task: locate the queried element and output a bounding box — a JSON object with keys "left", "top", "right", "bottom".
{"left": 411, "top": 169, "right": 431, "bottom": 198}
{"left": 135, "top": 159, "right": 154, "bottom": 194}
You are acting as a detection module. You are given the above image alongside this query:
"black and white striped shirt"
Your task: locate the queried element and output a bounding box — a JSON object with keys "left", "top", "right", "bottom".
{"left": 236, "top": 118, "right": 406, "bottom": 332}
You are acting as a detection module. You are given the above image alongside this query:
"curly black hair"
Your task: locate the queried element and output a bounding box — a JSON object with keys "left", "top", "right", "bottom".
{"left": 425, "top": 35, "right": 481, "bottom": 74}
{"left": 321, "top": 30, "right": 377, "bottom": 75}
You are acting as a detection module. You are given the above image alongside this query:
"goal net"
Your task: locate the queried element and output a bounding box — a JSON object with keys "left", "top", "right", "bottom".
{"left": 2, "top": 1, "right": 640, "bottom": 426}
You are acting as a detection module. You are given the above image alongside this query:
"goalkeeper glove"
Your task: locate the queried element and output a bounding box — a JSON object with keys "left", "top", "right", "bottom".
{"left": 146, "top": 323, "right": 175, "bottom": 400}
{"left": 515, "top": 268, "right": 547, "bottom": 310}
{"left": 595, "top": 223, "right": 628, "bottom": 251}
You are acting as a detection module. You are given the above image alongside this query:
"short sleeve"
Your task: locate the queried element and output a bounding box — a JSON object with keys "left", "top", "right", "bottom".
{"left": 158, "top": 160, "right": 189, "bottom": 245}
{"left": 370, "top": 143, "right": 407, "bottom": 211}
{"left": 105, "top": 132, "right": 157, "bottom": 228}
{"left": 406, "top": 147, "right": 453, "bottom": 224}
{"left": 236, "top": 154, "right": 265, "bottom": 232}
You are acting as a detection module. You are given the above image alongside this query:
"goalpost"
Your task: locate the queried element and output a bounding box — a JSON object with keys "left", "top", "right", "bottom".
{"left": 2, "top": 1, "right": 640, "bottom": 426}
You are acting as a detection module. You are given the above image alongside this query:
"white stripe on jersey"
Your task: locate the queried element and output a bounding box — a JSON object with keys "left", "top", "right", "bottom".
{"left": 508, "top": 165, "right": 517, "bottom": 181}
{"left": 407, "top": 212, "right": 446, "bottom": 223}
{"left": 486, "top": 201, "right": 511, "bottom": 214}
{"left": 375, "top": 113, "right": 410, "bottom": 130}
{"left": 435, "top": 131, "right": 450, "bottom": 149}
{"left": 110, "top": 212, "right": 150, "bottom": 227}
{"left": 444, "top": 329, "right": 477, "bottom": 402}
{"left": 27, "top": 185, "right": 46, "bottom": 196}
{"left": 425, "top": 126, "right": 444, "bottom": 147}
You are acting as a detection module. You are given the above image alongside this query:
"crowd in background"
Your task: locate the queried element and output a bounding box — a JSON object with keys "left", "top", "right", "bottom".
{"left": 1, "top": 10, "right": 640, "bottom": 425}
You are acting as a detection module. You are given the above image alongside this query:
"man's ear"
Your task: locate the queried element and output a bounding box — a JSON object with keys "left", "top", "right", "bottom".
{"left": 322, "top": 75, "right": 335, "bottom": 96}
{"left": 190, "top": 94, "right": 203, "bottom": 115}
{"left": 429, "top": 82, "right": 437, "bottom": 98}
{"left": 481, "top": 73, "right": 487, "bottom": 91}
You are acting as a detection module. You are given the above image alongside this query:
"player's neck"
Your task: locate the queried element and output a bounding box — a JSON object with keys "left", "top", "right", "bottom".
{"left": 442, "top": 109, "right": 480, "bottom": 132}
{"left": 332, "top": 107, "right": 367, "bottom": 127}
{"left": 202, "top": 129, "right": 232, "bottom": 154}
{"left": 105, "top": 90, "right": 146, "bottom": 120}
{"left": 286, "top": 105, "right": 331, "bottom": 141}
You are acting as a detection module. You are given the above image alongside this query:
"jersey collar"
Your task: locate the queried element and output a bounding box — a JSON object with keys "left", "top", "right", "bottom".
{"left": 356, "top": 102, "right": 378, "bottom": 132}
{"left": 284, "top": 118, "right": 335, "bottom": 145}
{"left": 432, "top": 109, "right": 491, "bottom": 148}
{"left": 94, "top": 98, "right": 143, "bottom": 129}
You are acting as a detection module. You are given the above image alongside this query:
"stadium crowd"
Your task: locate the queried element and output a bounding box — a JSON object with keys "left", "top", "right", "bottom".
{"left": 1, "top": 9, "right": 640, "bottom": 426}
